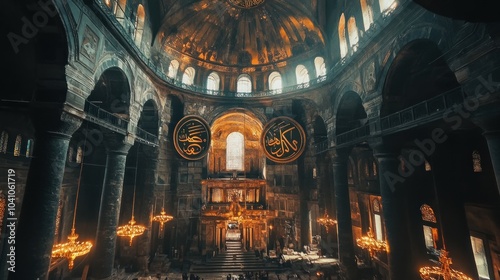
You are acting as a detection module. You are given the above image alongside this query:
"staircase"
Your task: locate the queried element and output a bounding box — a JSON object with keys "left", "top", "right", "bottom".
{"left": 189, "top": 240, "right": 284, "bottom": 275}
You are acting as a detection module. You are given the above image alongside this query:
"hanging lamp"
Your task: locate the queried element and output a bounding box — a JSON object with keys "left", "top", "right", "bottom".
{"left": 317, "top": 209, "right": 337, "bottom": 233}
{"left": 52, "top": 131, "right": 93, "bottom": 270}
{"left": 356, "top": 227, "right": 387, "bottom": 259}
{"left": 117, "top": 146, "right": 146, "bottom": 246}
{"left": 152, "top": 181, "right": 173, "bottom": 232}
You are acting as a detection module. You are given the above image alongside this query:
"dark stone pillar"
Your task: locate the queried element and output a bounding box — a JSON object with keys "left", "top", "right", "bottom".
{"left": 90, "top": 138, "right": 132, "bottom": 279}
{"left": 9, "top": 112, "right": 81, "bottom": 280}
{"left": 473, "top": 109, "right": 500, "bottom": 194}
{"left": 482, "top": 129, "right": 500, "bottom": 193}
{"left": 331, "top": 149, "right": 358, "bottom": 279}
{"left": 136, "top": 146, "right": 158, "bottom": 274}
{"left": 372, "top": 145, "right": 416, "bottom": 280}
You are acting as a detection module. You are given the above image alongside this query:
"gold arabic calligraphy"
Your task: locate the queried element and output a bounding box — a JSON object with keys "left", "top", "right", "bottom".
{"left": 178, "top": 122, "right": 207, "bottom": 156}
{"left": 265, "top": 122, "right": 300, "bottom": 158}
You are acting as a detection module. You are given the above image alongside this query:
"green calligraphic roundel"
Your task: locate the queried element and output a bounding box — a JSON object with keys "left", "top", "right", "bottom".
{"left": 261, "top": 116, "right": 306, "bottom": 163}
{"left": 174, "top": 115, "right": 211, "bottom": 160}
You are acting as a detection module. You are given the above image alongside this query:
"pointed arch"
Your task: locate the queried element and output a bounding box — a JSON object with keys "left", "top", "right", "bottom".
{"left": 134, "top": 4, "right": 145, "bottom": 45}
{"left": 339, "top": 13, "right": 348, "bottom": 58}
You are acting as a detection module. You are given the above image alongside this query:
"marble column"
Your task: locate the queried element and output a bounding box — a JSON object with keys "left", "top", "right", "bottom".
{"left": 90, "top": 138, "right": 132, "bottom": 279}
{"left": 136, "top": 145, "right": 158, "bottom": 274}
{"left": 372, "top": 144, "right": 416, "bottom": 280}
{"left": 331, "top": 149, "right": 358, "bottom": 279}
{"left": 9, "top": 112, "right": 81, "bottom": 280}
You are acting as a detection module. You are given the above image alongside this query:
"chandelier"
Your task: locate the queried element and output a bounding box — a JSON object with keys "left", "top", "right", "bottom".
{"left": 356, "top": 227, "right": 387, "bottom": 258}
{"left": 419, "top": 249, "right": 472, "bottom": 280}
{"left": 52, "top": 133, "right": 92, "bottom": 270}
{"left": 117, "top": 147, "right": 146, "bottom": 246}
{"left": 153, "top": 179, "right": 173, "bottom": 232}
{"left": 317, "top": 210, "right": 337, "bottom": 232}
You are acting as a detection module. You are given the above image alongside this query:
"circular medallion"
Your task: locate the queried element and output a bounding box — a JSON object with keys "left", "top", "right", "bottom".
{"left": 228, "top": 0, "right": 265, "bottom": 9}
{"left": 261, "top": 116, "right": 306, "bottom": 163}
{"left": 174, "top": 115, "right": 211, "bottom": 160}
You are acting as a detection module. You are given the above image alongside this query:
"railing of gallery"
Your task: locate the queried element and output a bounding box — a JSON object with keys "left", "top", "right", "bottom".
{"left": 84, "top": 101, "right": 159, "bottom": 147}
{"left": 314, "top": 87, "right": 468, "bottom": 154}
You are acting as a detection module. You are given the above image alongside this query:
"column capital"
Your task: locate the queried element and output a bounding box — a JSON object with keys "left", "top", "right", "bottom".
{"left": 103, "top": 132, "right": 134, "bottom": 155}
{"left": 31, "top": 109, "right": 83, "bottom": 138}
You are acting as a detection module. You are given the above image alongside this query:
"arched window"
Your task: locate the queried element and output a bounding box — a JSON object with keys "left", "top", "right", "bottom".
{"left": 360, "top": 0, "right": 374, "bottom": 31}
{"left": 226, "top": 132, "right": 244, "bottom": 171}
{"left": 268, "top": 71, "right": 282, "bottom": 93}
{"left": 338, "top": 14, "right": 348, "bottom": 59}
{"left": 425, "top": 160, "right": 432, "bottom": 171}
{"left": 314, "top": 57, "right": 326, "bottom": 77}
{"left": 0, "top": 131, "right": 8, "bottom": 154}
{"left": 134, "top": 4, "right": 145, "bottom": 45}
{"left": 13, "top": 134, "right": 22, "bottom": 157}
{"left": 372, "top": 198, "right": 384, "bottom": 241}
{"left": 421, "top": 204, "right": 438, "bottom": 250}
{"left": 76, "top": 146, "right": 83, "bottom": 163}
{"left": 237, "top": 74, "right": 252, "bottom": 93}
{"left": 295, "top": 65, "right": 310, "bottom": 84}
{"left": 115, "top": 0, "right": 127, "bottom": 21}
{"left": 347, "top": 17, "right": 359, "bottom": 51}
{"left": 167, "top": 60, "right": 179, "bottom": 79}
{"left": 104, "top": 0, "right": 113, "bottom": 9}
{"left": 207, "top": 72, "right": 220, "bottom": 92}
{"left": 26, "top": 139, "right": 34, "bottom": 157}
{"left": 67, "top": 146, "right": 74, "bottom": 162}
{"left": 379, "top": 0, "right": 396, "bottom": 14}
{"left": 472, "top": 150, "right": 482, "bottom": 173}
{"left": 182, "top": 67, "right": 196, "bottom": 86}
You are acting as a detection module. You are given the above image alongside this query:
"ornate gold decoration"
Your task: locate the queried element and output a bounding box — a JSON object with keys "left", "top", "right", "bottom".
{"left": 419, "top": 249, "right": 472, "bottom": 280}
{"left": 228, "top": 0, "right": 265, "bottom": 8}
{"left": 52, "top": 137, "right": 92, "bottom": 270}
{"left": 317, "top": 210, "right": 337, "bottom": 233}
{"left": 117, "top": 147, "right": 146, "bottom": 246}
{"left": 356, "top": 228, "right": 387, "bottom": 258}
{"left": 261, "top": 116, "right": 306, "bottom": 163}
{"left": 174, "top": 115, "right": 211, "bottom": 160}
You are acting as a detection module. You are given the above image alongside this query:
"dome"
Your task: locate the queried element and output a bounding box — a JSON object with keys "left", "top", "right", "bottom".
{"left": 155, "top": 0, "right": 326, "bottom": 68}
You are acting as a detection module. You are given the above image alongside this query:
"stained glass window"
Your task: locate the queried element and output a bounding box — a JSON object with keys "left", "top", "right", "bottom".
{"left": 67, "top": 146, "right": 74, "bottom": 162}
{"left": 339, "top": 14, "right": 348, "bottom": 58}
{"left": 13, "top": 134, "right": 22, "bottom": 157}
{"left": 347, "top": 17, "right": 359, "bottom": 51}
{"left": 360, "top": 0, "right": 374, "bottom": 31}
{"left": 26, "top": 139, "right": 34, "bottom": 157}
{"left": 420, "top": 204, "right": 437, "bottom": 223}
{"left": 76, "top": 146, "right": 83, "bottom": 163}
{"left": 470, "top": 236, "right": 491, "bottom": 279}
{"left": 425, "top": 160, "right": 431, "bottom": 171}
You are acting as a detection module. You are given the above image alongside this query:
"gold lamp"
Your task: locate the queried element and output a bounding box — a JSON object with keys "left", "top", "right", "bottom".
{"left": 317, "top": 209, "right": 337, "bottom": 233}
{"left": 52, "top": 136, "right": 93, "bottom": 270}
{"left": 153, "top": 183, "right": 173, "bottom": 232}
{"left": 117, "top": 147, "right": 146, "bottom": 246}
{"left": 356, "top": 227, "right": 387, "bottom": 258}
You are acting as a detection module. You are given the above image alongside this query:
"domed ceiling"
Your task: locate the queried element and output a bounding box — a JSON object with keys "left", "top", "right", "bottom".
{"left": 156, "top": 0, "right": 326, "bottom": 67}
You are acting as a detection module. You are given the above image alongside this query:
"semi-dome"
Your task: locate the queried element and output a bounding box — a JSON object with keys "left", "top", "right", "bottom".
{"left": 155, "top": 0, "right": 326, "bottom": 67}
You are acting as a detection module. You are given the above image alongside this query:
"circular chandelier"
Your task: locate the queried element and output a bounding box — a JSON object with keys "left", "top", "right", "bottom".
{"left": 317, "top": 210, "right": 337, "bottom": 232}
{"left": 117, "top": 216, "right": 146, "bottom": 246}
{"left": 419, "top": 249, "right": 472, "bottom": 280}
{"left": 153, "top": 208, "right": 174, "bottom": 231}
{"left": 52, "top": 136, "right": 92, "bottom": 270}
{"left": 356, "top": 228, "right": 387, "bottom": 258}
{"left": 117, "top": 147, "right": 146, "bottom": 246}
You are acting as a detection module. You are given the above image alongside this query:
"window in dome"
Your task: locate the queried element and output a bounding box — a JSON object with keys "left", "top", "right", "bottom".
{"left": 295, "top": 65, "right": 310, "bottom": 84}
{"left": 226, "top": 132, "right": 244, "bottom": 171}
{"left": 115, "top": 0, "right": 127, "bottom": 21}
{"left": 207, "top": 72, "right": 220, "bottom": 92}
{"left": 379, "top": 0, "right": 397, "bottom": 14}
{"left": 133, "top": 4, "right": 145, "bottom": 45}
{"left": 339, "top": 14, "right": 348, "bottom": 59}
{"left": 314, "top": 57, "right": 326, "bottom": 77}
{"left": 268, "top": 71, "right": 282, "bottom": 93}
{"left": 348, "top": 17, "right": 359, "bottom": 52}
{"left": 360, "top": 0, "right": 374, "bottom": 31}
{"left": 167, "top": 60, "right": 179, "bottom": 79}
{"left": 237, "top": 74, "right": 252, "bottom": 93}
{"left": 13, "top": 134, "right": 21, "bottom": 157}
{"left": 182, "top": 67, "right": 196, "bottom": 86}
{"left": 0, "top": 131, "right": 8, "bottom": 154}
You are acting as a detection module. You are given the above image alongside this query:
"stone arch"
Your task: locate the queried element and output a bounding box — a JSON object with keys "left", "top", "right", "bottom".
{"left": 334, "top": 90, "right": 368, "bottom": 136}
{"left": 375, "top": 22, "right": 452, "bottom": 96}
{"left": 93, "top": 54, "right": 136, "bottom": 101}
